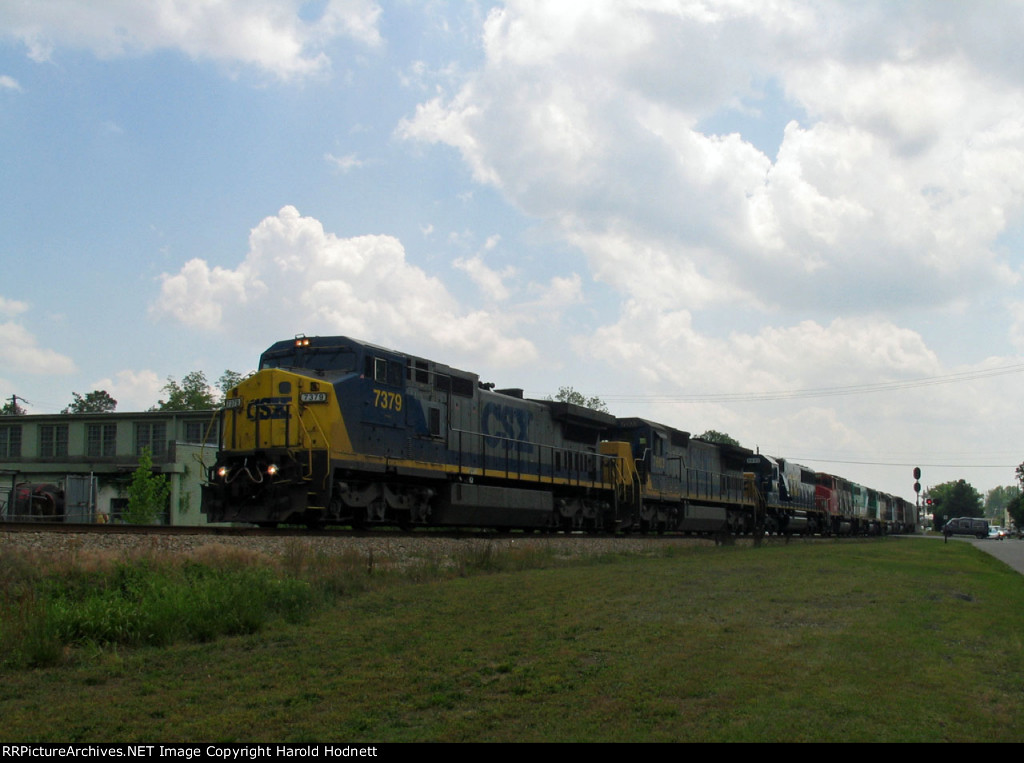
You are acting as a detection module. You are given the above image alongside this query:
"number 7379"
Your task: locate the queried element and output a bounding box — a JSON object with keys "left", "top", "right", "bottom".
{"left": 373, "top": 389, "right": 403, "bottom": 411}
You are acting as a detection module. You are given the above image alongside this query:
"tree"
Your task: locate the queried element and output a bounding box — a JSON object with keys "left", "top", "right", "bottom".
{"left": 1007, "top": 494, "right": 1024, "bottom": 533}
{"left": 151, "top": 370, "right": 244, "bottom": 410}
{"left": 1009, "top": 461, "right": 1024, "bottom": 531}
{"left": 63, "top": 390, "right": 117, "bottom": 414}
{"left": 123, "top": 447, "right": 170, "bottom": 525}
{"left": 217, "top": 370, "right": 244, "bottom": 401}
{"left": 698, "top": 430, "right": 741, "bottom": 447}
{"left": 152, "top": 371, "right": 218, "bottom": 411}
{"left": 984, "top": 485, "right": 1020, "bottom": 521}
{"left": 548, "top": 386, "right": 609, "bottom": 413}
{"left": 928, "top": 479, "right": 983, "bottom": 531}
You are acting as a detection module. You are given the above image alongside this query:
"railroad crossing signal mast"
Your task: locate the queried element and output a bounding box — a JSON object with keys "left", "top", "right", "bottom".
{"left": 913, "top": 467, "right": 922, "bottom": 527}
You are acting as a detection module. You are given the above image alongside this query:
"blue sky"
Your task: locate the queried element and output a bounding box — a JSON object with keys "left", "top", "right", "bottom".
{"left": 3, "top": 1, "right": 1024, "bottom": 504}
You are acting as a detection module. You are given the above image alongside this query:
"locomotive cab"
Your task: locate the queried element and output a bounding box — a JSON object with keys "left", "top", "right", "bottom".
{"left": 203, "top": 362, "right": 337, "bottom": 526}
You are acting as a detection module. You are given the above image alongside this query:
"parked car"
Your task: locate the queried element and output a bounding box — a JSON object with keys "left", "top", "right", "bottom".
{"left": 943, "top": 517, "right": 990, "bottom": 539}
{"left": 988, "top": 525, "right": 1007, "bottom": 540}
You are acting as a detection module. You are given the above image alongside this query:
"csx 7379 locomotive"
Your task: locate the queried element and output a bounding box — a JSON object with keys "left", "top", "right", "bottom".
{"left": 201, "top": 335, "right": 916, "bottom": 535}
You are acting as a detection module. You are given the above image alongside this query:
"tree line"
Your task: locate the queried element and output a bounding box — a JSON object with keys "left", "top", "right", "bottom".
{"left": 926, "top": 478, "right": 1024, "bottom": 530}
{"left": 1, "top": 370, "right": 244, "bottom": 416}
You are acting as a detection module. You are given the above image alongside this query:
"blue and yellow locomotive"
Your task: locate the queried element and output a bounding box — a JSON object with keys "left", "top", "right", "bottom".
{"left": 202, "top": 335, "right": 623, "bottom": 530}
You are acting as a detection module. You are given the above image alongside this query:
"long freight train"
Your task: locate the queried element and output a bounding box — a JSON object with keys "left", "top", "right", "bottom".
{"left": 201, "top": 335, "right": 917, "bottom": 535}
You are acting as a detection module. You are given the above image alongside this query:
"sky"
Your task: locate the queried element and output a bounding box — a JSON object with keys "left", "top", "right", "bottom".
{"left": 3, "top": 0, "right": 1024, "bottom": 506}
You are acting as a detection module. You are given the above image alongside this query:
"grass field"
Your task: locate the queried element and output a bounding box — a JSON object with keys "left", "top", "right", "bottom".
{"left": 1, "top": 537, "right": 1021, "bottom": 742}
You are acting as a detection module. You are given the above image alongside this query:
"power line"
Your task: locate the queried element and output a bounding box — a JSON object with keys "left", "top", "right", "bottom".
{"left": 781, "top": 457, "right": 1018, "bottom": 469}
{"left": 591, "top": 362, "right": 1024, "bottom": 404}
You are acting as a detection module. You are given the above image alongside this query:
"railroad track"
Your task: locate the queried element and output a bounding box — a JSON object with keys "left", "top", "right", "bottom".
{"left": 0, "top": 520, "right": 623, "bottom": 538}
{"left": 0, "top": 520, "right": 699, "bottom": 544}
{"left": 1, "top": 520, "right": 720, "bottom": 566}
{"left": 0, "top": 520, "right": 343, "bottom": 537}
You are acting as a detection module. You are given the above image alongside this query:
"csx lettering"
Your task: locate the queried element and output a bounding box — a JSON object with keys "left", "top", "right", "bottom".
{"left": 247, "top": 397, "right": 291, "bottom": 420}
{"left": 373, "top": 389, "right": 403, "bottom": 411}
{"left": 482, "top": 403, "right": 533, "bottom": 452}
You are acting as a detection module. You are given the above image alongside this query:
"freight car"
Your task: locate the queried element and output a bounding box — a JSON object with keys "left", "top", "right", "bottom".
{"left": 201, "top": 335, "right": 916, "bottom": 536}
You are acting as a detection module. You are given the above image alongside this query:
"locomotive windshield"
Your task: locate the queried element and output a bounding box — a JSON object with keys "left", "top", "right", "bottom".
{"left": 260, "top": 347, "right": 358, "bottom": 373}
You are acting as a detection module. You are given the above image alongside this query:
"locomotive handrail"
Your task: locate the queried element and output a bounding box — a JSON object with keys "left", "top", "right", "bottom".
{"left": 448, "top": 424, "right": 617, "bottom": 488}
{"left": 291, "top": 401, "right": 331, "bottom": 482}
{"left": 196, "top": 409, "right": 223, "bottom": 485}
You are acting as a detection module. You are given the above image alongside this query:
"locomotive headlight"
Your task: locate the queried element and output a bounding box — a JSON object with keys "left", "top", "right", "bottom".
{"left": 217, "top": 466, "right": 229, "bottom": 479}
{"left": 266, "top": 464, "right": 279, "bottom": 477}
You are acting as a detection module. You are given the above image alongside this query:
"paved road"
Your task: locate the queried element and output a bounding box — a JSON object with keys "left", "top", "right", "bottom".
{"left": 943, "top": 535, "right": 1024, "bottom": 575}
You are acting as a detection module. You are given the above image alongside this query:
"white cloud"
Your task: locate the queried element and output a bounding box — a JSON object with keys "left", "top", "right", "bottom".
{"left": 0, "top": 320, "right": 75, "bottom": 375}
{"left": 155, "top": 257, "right": 260, "bottom": 329}
{"left": 325, "top": 152, "right": 365, "bottom": 172}
{"left": 528, "top": 273, "right": 583, "bottom": 313}
{"left": 0, "top": 0, "right": 382, "bottom": 80}
{"left": 581, "top": 300, "right": 940, "bottom": 397}
{"left": 90, "top": 369, "right": 163, "bottom": 413}
{"left": 1009, "top": 302, "right": 1024, "bottom": 353}
{"left": 153, "top": 206, "right": 538, "bottom": 368}
{"left": 453, "top": 255, "right": 516, "bottom": 302}
{"left": 0, "top": 297, "right": 29, "bottom": 317}
{"left": 0, "top": 74, "right": 21, "bottom": 91}
{"left": 400, "top": 1, "right": 1024, "bottom": 321}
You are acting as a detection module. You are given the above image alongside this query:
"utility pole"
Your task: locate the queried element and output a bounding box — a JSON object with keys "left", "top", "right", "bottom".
{"left": 4, "top": 395, "right": 28, "bottom": 415}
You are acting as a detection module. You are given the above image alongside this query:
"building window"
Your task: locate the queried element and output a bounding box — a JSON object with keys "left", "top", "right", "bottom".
{"left": 87, "top": 424, "right": 117, "bottom": 457}
{"left": 183, "top": 420, "right": 217, "bottom": 445}
{"left": 39, "top": 424, "right": 69, "bottom": 457}
{"left": 0, "top": 425, "right": 22, "bottom": 458}
{"left": 136, "top": 422, "right": 167, "bottom": 457}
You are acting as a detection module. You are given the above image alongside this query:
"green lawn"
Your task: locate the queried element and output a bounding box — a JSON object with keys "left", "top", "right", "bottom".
{"left": 1, "top": 538, "right": 1021, "bottom": 742}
